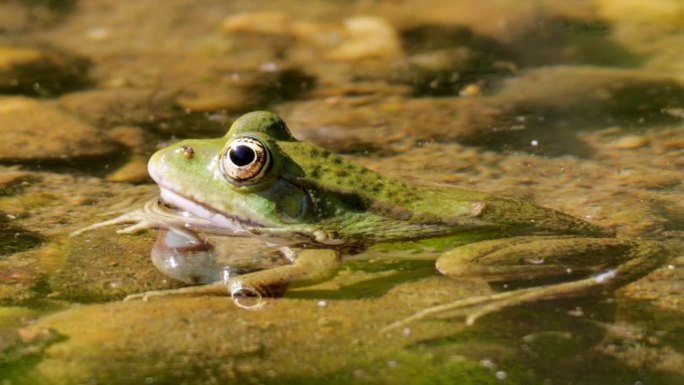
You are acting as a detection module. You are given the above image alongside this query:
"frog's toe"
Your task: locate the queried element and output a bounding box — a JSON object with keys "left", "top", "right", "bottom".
{"left": 123, "top": 282, "right": 229, "bottom": 302}
{"left": 70, "top": 209, "right": 149, "bottom": 237}
{"left": 123, "top": 292, "right": 149, "bottom": 302}
{"left": 123, "top": 290, "right": 170, "bottom": 302}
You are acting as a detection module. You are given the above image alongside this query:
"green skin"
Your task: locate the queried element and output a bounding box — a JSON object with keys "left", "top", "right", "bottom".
{"left": 96, "top": 111, "right": 665, "bottom": 325}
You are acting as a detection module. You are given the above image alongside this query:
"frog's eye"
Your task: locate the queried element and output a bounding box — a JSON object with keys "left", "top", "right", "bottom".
{"left": 220, "top": 136, "right": 271, "bottom": 183}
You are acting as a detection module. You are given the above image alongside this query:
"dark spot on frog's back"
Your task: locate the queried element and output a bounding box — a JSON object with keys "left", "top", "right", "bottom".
{"left": 308, "top": 165, "right": 321, "bottom": 178}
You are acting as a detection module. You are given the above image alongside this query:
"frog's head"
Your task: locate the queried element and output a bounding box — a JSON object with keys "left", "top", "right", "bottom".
{"left": 148, "top": 111, "right": 368, "bottom": 245}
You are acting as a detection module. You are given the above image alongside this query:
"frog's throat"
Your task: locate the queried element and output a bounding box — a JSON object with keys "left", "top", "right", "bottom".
{"left": 157, "top": 187, "right": 259, "bottom": 235}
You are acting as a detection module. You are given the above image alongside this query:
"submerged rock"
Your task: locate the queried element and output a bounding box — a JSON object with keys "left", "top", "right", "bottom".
{"left": 175, "top": 66, "right": 316, "bottom": 114}
{"left": 0, "top": 169, "right": 32, "bottom": 196}
{"left": 0, "top": 0, "right": 75, "bottom": 34}
{"left": 597, "top": 0, "right": 684, "bottom": 28}
{"left": 0, "top": 97, "right": 118, "bottom": 162}
{"left": 325, "top": 16, "right": 402, "bottom": 61}
{"left": 595, "top": 256, "right": 684, "bottom": 376}
{"left": 47, "top": 229, "right": 181, "bottom": 303}
{"left": 57, "top": 88, "right": 176, "bottom": 130}
{"left": 618, "top": 256, "right": 684, "bottom": 318}
{"left": 2, "top": 276, "right": 506, "bottom": 385}
{"left": 495, "top": 66, "right": 684, "bottom": 126}
{"left": 278, "top": 96, "right": 508, "bottom": 153}
{"left": 389, "top": 24, "right": 516, "bottom": 96}
{"left": 608, "top": 135, "right": 649, "bottom": 150}
{"left": 459, "top": 66, "right": 684, "bottom": 156}
{"left": 221, "top": 13, "right": 402, "bottom": 62}
{"left": 0, "top": 44, "right": 90, "bottom": 96}
{"left": 388, "top": 48, "right": 508, "bottom": 96}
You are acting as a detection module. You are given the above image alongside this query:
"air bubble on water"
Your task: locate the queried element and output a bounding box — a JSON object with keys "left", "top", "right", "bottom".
{"left": 567, "top": 307, "right": 584, "bottom": 317}
{"left": 259, "top": 62, "right": 279, "bottom": 72}
{"left": 594, "top": 269, "right": 616, "bottom": 283}
{"left": 227, "top": 282, "right": 265, "bottom": 310}
{"left": 207, "top": 113, "right": 226, "bottom": 122}
{"left": 87, "top": 27, "right": 110, "bottom": 41}
{"left": 531, "top": 140, "right": 539, "bottom": 146}
{"left": 480, "top": 359, "right": 496, "bottom": 369}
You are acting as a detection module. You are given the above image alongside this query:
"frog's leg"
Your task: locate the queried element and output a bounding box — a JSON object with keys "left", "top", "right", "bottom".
{"left": 434, "top": 236, "right": 638, "bottom": 282}
{"left": 69, "top": 209, "right": 150, "bottom": 236}
{"left": 224, "top": 248, "right": 341, "bottom": 306}
{"left": 125, "top": 248, "right": 341, "bottom": 305}
{"left": 383, "top": 237, "right": 664, "bottom": 331}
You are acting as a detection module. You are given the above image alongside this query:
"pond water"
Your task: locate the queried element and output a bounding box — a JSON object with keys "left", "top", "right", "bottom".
{"left": 0, "top": 1, "right": 683, "bottom": 384}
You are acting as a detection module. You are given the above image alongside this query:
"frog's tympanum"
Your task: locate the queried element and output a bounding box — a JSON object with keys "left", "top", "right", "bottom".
{"left": 75, "top": 111, "right": 665, "bottom": 327}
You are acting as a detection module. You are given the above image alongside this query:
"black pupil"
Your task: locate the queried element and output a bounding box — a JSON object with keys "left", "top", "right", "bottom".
{"left": 229, "top": 145, "right": 256, "bottom": 166}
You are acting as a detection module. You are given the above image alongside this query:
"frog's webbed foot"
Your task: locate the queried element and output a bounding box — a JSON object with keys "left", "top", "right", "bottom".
{"left": 69, "top": 209, "right": 151, "bottom": 237}
{"left": 381, "top": 272, "right": 617, "bottom": 332}
{"left": 382, "top": 237, "right": 665, "bottom": 333}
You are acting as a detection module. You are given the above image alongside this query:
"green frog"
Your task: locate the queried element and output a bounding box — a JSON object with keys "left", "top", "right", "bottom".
{"left": 75, "top": 111, "right": 665, "bottom": 327}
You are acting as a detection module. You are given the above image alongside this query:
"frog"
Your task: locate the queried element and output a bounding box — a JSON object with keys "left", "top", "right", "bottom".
{"left": 74, "top": 111, "right": 666, "bottom": 327}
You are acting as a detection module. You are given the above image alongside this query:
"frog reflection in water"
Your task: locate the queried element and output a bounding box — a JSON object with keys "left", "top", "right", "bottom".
{"left": 76, "top": 111, "right": 665, "bottom": 327}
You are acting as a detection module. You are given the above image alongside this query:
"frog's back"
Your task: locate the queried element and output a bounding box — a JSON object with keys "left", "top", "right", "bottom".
{"left": 420, "top": 186, "right": 613, "bottom": 237}
{"left": 357, "top": 181, "right": 610, "bottom": 241}
{"left": 277, "top": 140, "right": 610, "bottom": 241}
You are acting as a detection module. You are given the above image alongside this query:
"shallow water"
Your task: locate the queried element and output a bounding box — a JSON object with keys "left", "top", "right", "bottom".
{"left": 0, "top": 1, "right": 683, "bottom": 384}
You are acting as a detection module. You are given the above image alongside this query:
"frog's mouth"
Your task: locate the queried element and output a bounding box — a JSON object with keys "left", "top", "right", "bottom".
{"left": 154, "top": 187, "right": 336, "bottom": 247}
{"left": 153, "top": 187, "right": 261, "bottom": 236}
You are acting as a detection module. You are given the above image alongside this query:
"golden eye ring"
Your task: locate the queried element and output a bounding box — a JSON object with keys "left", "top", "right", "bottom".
{"left": 220, "top": 136, "right": 270, "bottom": 183}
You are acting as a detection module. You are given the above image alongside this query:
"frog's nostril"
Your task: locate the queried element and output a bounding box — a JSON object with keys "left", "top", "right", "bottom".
{"left": 179, "top": 145, "right": 194, "bottom": 160}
